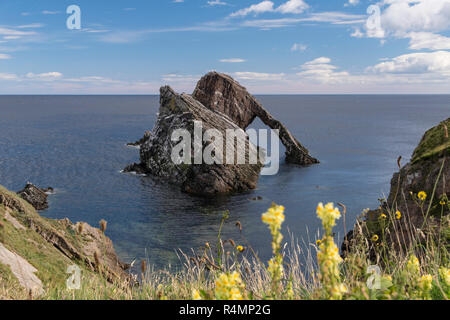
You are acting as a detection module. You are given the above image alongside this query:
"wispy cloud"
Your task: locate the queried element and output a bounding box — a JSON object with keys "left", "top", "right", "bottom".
{"left": 42, "top": 10, "right": 60, "bottom": 15}
{"left": 233, "top": 72, "right": 286, "bottom": 81}
{"left": 219, "top": 58, "right": 246, "bottom": 63}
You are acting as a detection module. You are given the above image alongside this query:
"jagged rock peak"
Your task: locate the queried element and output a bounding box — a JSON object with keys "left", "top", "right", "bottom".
{"left": 193, "top": 71, "right": 318, "bottom": 165}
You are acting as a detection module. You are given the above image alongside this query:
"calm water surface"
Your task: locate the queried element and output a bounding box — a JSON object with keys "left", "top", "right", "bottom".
{"left": 0, "top": 95, "right": 448, "bottom": 269}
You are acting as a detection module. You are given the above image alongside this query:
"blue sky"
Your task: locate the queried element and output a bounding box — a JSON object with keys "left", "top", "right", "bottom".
{"left": 0, "top": 0, "right": 449, "bottom": 94}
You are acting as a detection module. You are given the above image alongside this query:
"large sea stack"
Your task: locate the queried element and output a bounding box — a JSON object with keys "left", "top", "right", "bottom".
{"left": 125, "top": 72, "right": 318, "bottom": 196}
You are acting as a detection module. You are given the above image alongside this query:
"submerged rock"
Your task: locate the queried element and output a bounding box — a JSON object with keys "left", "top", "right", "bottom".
{"left": 16, "top": 183, "right": 52, "bottom": 211}
{"left": 193, "top": 72, "right": 318, "bottom": 165}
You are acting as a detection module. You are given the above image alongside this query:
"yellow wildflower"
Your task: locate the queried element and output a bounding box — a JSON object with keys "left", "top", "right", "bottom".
{"left": 192, "top": 289, "right": 202, "bottom": 300}
{"left": 214, "top": 271, "right": 245, "bottom": 300}
{"left": 418, "top": 191, "right": 427, "bottom": 201}
{"left": 439, "top": 267, "right": 450, "bottom": 286}
{"left": 268, "top": 256, "right": 284, "bottom": 279}
{"left": 371, "top": 234, "right": 379, "bottom": 242}
{"left": 262, "top": 204, "right": 285, "bottom": 229}
{"left": 406, "top": 255, "right": 420, "bottom": 274}
{"left": 316, "top": 202, "right": 341, "bottom": 233}
{"left": 440, "top": 200, "right": 447, "bottom": 206}
{"left": 236, "top": 245, "right": 245, "bottom": 253}
{"left": 262, "top": 204, "right": 286, "bottom": 295}
{"left": 418, "top": 274, "right": 433, "bottom": 291}
{"left": 380, "top": 213, "right": 387, "bottom": 220}
{"left": 330, "top": 283, "right": 348, "bottom": 300}
{"left": 395, "top": 210, "right": 402, "bottom": 220}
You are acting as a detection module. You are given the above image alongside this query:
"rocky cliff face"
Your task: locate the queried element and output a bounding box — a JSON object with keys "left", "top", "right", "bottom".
{"left": 343, "top": 118, "right": 449, "bottom": 256}
{"left": 126, "top": 72, "right": 317, "bottom": 195}
{"left": 0, "top": 185, "right": 131, "bottom": 297}
{"left": 386, "top": 118, "right": 449, "bottom": 227}
{"left": 16, "top": 183, "right": 52, "bottom": 211}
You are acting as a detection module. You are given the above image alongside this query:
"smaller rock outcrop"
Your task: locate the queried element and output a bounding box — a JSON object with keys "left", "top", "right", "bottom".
{"left": 17, "top": 183, "right": 53, "bottom": 211}
{"left": 122, "top": 163, "right": 147, "bottom": 175}
{"left": 127, "top": 130, "right": 152, "bottom": 148}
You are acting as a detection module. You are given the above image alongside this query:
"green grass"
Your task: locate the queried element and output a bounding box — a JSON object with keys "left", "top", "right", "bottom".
{"left": 412, "top": 118, "right": 450, "bottom": 163}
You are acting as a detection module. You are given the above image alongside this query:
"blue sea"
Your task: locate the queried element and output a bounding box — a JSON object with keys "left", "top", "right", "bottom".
{"left": 0, "top": 95, "right": 448, "bottom": 269}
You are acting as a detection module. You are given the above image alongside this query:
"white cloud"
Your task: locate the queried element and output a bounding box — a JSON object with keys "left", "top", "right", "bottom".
{"left": 17, "top": 23, "right": 45, "bottom": 29}
{"left": 0, "top": 27, "right": 36, "bottom": 36}
{"left": 304, "top": 57, "right": 331, "bottom": 65}
{"left": 276, "top": 0, "right": 309, "bottom": 14}
{"left": 0, "top": 54, "right": 11, "bottom": 59}
{"left": 219, "top": 58, "right": 246, "bottom": 63}
{"left": 3, "top": 36, "right": 21, "bottom": 40}
{"left": 230, "top": 0, "right": 308, "bottom": 17}
{"left": 42, "top": 10, "right": 60, "bottom": 15}
{"left": 233, "top": 72, "right": 286, "bottom": 81}
{"left": 368, "top": 51, "right": 450, "bottom": 75}
{"left": 407, "top": 32, "right": 450, "bottom": 50}
{"left": 380, "top": 0, "right": 450, "bottom": 34}
{"left": 162, "top": 73, "right": 200, "bottom": 83}
{"left": 230, "top": 1, "right": 274, "bottom": 17}
{"left": 345, "top": 0, "right": 359, "bottom": 7}
{"left": 296, "top": 57, "right": 350, "bottom": 84}
{"left": 351, "top": 28, "right": 364, "bottom": 38}
{"left": 0, "top": 73, "right": 18, "bottom": 80}
{"left": 240, "top": 12, "right": 365, "bottom": 28}
{"left": 355, "top": 0, "right": 450, "bottom": 50}
{"left": 26, "top": 72, "right": 63, "bottom": 80}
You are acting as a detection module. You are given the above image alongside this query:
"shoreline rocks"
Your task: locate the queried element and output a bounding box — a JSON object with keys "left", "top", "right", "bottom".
{"left": 16, "top": 183, "right": 53, "bottom": 211}
{"left": 127, "top": 130, "right": 152, "bottom": 148}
